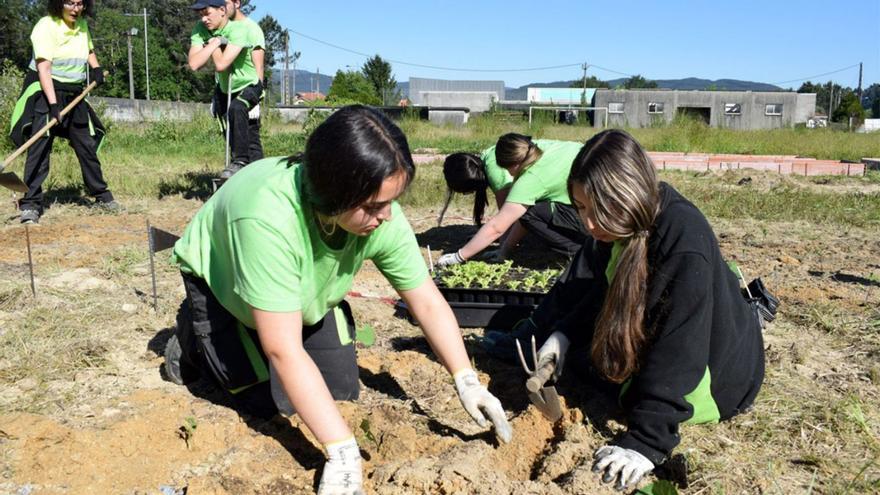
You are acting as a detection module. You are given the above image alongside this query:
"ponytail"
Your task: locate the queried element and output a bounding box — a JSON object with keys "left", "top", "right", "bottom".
{"left": 441, "top": 153, "right": 490, "bottom": 226}
{"left": 591, "top": 233, "right": 651, "bottom": 382}
{"left": 569, "top": 129, "right": 660, "bottom": 383}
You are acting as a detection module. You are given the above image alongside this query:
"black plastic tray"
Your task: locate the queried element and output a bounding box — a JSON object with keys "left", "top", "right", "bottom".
{"left": 395, "top": 286, "right": 549, "bottom": 328}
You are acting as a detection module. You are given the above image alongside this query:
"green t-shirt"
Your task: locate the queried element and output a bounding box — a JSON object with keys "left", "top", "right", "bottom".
{"left": 190, "top": 19, "right": 259, "bottom": 93}
{"left": 480, "top": 145, "right": 513, "bottom": 193}
{"left": 172, "top": 157, "right": 429, "bottom": 327}
{"left": 505, "top": 139, "right": 582, "bottom": 206}
{"left": 239, "top": 17, "right": 265, "bottom": 51}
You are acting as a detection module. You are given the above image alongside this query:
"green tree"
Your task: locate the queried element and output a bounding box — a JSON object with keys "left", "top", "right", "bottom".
{"left": 833, "top": 91, "right": 866, "bottom": 124}
{"left": 258, "top": 15, "right": 285, "bottom": 73}
{"left": 623, "top": 74, "right": 658, "bottom": 89}
{"left": 361, "top": 55, "right": 399, "bottom": 106}
{"left": 569, "top": 76, "right": 610, "bottom": 89}
{"left": 1, "top": 0, "right": 41, "bottom": 70}
{"left": 327, "top": 70, "right": 381, "bottom": 106}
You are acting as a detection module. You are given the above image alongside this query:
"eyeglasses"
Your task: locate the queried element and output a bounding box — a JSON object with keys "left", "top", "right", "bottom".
{"left": 63, "top": 1, "right": 85, "bottom": 9}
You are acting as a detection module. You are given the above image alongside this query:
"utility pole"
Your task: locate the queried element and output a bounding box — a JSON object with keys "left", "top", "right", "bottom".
{"left": 125, "top": 28, "right": 138, "bottom": 100}
{"left": 828, "top": 81, "right": 834, "bottom": 119}
{"left": 292, "top": 51, "right": 301, "bottom": 102}
{"left": 143, "top": 8, "right": 150, "bottom": 100}
{"left": 857, "top": 62, "right": 863, "bottom": 107}
{"left": 123, "top": 9, "right": 150, "bottom": 100}
{"left": 581, "top": 62, "right": 588, "bottom": 104}
{"left": 283, "top": 30, "right": 290, "bottom": 105}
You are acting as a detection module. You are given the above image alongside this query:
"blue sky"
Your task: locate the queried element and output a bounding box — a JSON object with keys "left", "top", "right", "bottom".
{"left": 250, "top": 0, "right": 879, "bottom": 89}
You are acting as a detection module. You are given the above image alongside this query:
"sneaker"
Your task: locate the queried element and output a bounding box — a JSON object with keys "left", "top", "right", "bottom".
{"left": 20, "top": 209, "right": 40, "bottom": 225}
{"left": 163, "top": 334, "right": 200, "bottom": 385}
{"left": 93, "top": 200, "right": 123, "bottom": 212}
{"left": 219, "top": 162, "right": 245, "bottom": 180}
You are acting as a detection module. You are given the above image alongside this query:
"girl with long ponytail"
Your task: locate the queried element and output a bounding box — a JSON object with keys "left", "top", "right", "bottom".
{"left": 530, "top": 129, "right": 766, "bottom": 491}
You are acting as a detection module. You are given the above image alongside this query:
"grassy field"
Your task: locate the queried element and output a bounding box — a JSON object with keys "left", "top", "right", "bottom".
{"left": 10, "top": 114, "right": 880, "bottom": 220}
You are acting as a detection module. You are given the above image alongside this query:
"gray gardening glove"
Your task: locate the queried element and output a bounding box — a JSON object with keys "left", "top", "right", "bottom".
{"left": 318, "top": 437, "right": 364, "bottom": 495}
{"left": 592, "top": 445, "right": 654, "bottom": 491}
{"left": 454, "top": 368, "right": 512, "bottom": 443}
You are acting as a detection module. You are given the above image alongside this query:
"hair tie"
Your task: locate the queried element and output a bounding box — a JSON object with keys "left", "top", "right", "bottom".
{"left": 634, "top": 230, "right": 650, "bottom": 238}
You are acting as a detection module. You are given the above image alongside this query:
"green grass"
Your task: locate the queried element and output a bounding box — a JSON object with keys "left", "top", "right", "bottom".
{"left": 6, "top": 115, "right": 880, "bottom": 224}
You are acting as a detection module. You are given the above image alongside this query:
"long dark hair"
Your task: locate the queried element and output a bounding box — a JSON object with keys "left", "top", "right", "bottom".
{"left": 495, "top": 133, "right": 543, "bottom": 172}
{"left": 48, "top": 0, "right": 95, "bottom": 18}
{"left": 568, "top": 129, "right": 660, "bottom": 383}
{"left": 296, "top": 105, "right": 415, "bottom": 217}
{"left": 440, "top": 152, "right": 489, "bottom": 226}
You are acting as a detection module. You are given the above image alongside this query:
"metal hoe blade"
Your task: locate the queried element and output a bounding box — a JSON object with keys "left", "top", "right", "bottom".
{"left": 516, "top": 335, "right": 563, "bottom": 422}
{"left": 0, "top": 172, "right": 27, "bottom": 193}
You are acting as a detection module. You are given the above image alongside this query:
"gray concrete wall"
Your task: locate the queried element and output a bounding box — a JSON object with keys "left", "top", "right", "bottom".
{"left": 795, "top": 93, "right": 817, "bottom": 123}
{"left": 593, "top": 90, "right": 815, "bottom": 129}
{"left": 419, "top": 91, "right": 497, "bottom": 112}
{"left": 90, "top": 97, "right": 210, "bottom": 122}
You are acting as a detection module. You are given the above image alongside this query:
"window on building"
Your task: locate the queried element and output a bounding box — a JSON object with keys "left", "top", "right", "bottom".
{"left": 648, "top": 102, "right": 664, "bottom": 114}
{"left": 609, "top": 102, "right": 625, "bottom": 114}
{"left": 724, "top": 103, "right": 742, "bottom": 115}
{"left": 765, "top": 104, "right": 783, "bottom": 116}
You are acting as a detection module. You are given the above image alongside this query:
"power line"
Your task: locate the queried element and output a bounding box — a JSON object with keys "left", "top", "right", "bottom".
{"left": 289, "top": 29, "right": 633, "bottom": 74}
{"left": 772, "top": 63, "right": 861, "bottom": 85}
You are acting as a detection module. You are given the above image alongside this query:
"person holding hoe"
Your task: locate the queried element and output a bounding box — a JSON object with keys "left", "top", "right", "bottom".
{"left": 437, "top": 134, "right": 589, "bottom": 265}
{"left": 9, "top": 0, "right": 120, "bottom": 225}
{"left": 187, "top": 0, "right": 264, "bottom": 179}
{"left": 517, "top": 129, "right": 769, "bottom": 491}
{"left": 165, "top": 105, "right": 512, "bottom": 494}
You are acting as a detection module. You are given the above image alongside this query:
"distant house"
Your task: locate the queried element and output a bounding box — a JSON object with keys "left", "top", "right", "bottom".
{"left": 294, "top": 92, "right": 325, "bottom": 104}
{"left": 593, "top": 89, "right": 817, "bottom": 130}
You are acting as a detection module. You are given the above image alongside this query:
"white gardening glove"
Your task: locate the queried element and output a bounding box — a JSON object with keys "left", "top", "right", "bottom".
{"left": 535, "top": 330, "right": 570, "bottom": 381}
{"left": 317, "top": 437, "right": 364, "bottom": 495}
{"left": 592, "top": 445, "right": 654, "bottom": 491}
{"left": 436, "top": 250, "right": 465, "bottom": 268}
{"left": 247, "top": 103, "right": 261, "bottom": 120}
{"left": 453, "top": 368, "right": 513, "bottom": 443}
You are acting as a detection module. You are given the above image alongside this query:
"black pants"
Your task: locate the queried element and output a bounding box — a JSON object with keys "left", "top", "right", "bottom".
{"left": 20, "top": 114, "right": 113, "bottom": 212}
{"left": 177, "top": 272, "right": 359, "bottom": 417}
{"left": 215, "top": 84, "right": 264, "bottom": 165}
{"left": 519, "top": 201, "right": 589, "bottom": 257}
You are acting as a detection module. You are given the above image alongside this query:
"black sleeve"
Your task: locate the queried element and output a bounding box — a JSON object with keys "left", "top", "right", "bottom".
{"left": 530, "top": 239, "right": 609, "bottom": 347}
{"left": 616, "top": 252, "right": 713, "bottom": 465}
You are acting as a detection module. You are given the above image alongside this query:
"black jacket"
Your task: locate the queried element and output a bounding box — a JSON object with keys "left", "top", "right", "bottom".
{"left": 532, "top": 183, "right": 765, "bottom": 465}
{"left": 9, "top": 70, "right": 105, "bottom": 149}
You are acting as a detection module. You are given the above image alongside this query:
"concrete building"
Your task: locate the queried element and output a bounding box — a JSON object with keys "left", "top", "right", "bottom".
{"left": 408, "top": 77, "right": 505, "bottom": 112}
{"left": 593, "top": 89, "right": 817, "bottom": 129}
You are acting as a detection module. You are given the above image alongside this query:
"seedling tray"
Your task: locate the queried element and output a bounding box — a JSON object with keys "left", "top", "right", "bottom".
{"left": 439, "top": 286, "right": 549, "bottom": 328}
{"left": 395, "top": 285, "right": 550, "bottom": 328}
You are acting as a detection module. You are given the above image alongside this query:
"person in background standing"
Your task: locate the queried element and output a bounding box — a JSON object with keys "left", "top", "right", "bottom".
{"left": 9, "top": 0, "right": 120, "bottom": 225}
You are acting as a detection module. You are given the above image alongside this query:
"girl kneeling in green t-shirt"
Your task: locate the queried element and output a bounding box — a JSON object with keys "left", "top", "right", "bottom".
{"left": 437, "top": 134, "right": 589, "bottom": 266}
{"left": 167, "top": 105, "right": 511, "bottom": 494}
